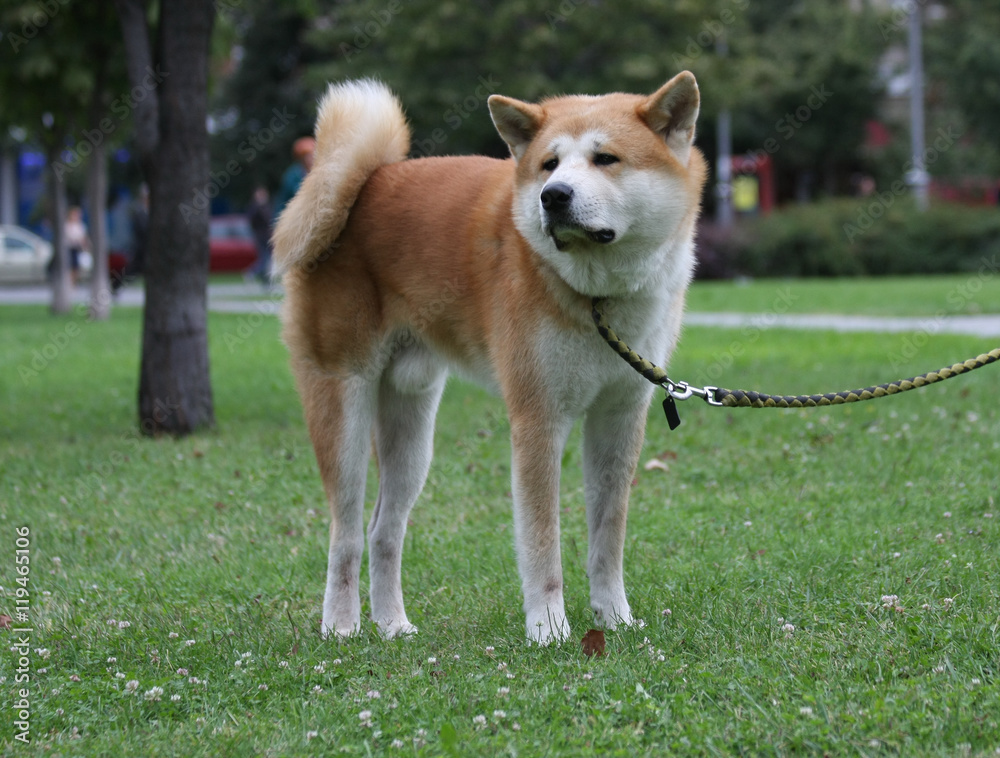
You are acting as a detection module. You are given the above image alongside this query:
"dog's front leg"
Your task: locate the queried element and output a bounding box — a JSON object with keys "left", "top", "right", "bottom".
{"left": 508, "top": 406, "right": 575, "bottom": 645}
{"left": 582, "top": 387, "right": 652, "bottom": 629}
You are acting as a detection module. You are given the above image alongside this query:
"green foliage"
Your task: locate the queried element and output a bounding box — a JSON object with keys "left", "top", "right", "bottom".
{"left": 731, "top": 199, "right": 1000, "bottom": 278}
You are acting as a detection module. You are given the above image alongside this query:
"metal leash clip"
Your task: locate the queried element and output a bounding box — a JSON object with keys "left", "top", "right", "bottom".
{"left": 662, "top": 379, "right": 724, "bottom": 407}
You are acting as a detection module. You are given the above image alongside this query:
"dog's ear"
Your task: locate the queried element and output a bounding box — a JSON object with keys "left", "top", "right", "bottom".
{"left": 637, "top": 71, "right": 700, "bottom": 165}
{"left": 488, "top": 95, "right": 544, "bottom": 161}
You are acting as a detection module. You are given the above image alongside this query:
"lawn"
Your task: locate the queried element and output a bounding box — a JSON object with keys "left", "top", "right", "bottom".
{"left": 1, "top": 283, "right": 999, "bottom": 756}
{"left": 687, "top": 272, "right": 1000, "bottom": 317}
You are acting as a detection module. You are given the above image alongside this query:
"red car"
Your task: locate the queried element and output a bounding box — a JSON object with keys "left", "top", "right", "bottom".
{"left": 209, "top": 215, "right": 258, "bottom": 272}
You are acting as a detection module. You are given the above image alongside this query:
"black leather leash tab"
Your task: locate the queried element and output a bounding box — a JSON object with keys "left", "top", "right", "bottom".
{"left": 662, "top": 393, "right": 682, "bottom": 430}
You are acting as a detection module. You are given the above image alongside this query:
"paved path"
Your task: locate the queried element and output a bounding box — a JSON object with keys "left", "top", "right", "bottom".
{"left": 3, "top": 284, "right": 1000, "bottom": 337}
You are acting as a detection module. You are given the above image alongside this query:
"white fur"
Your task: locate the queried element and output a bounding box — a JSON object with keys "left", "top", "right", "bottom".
{"left": 513, "top": 132, "right": 695, "bottom": 297}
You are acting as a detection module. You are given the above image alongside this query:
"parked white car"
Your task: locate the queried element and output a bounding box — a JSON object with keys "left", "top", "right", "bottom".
{"left": 0, "top": 225, "right": 52, "bottom": 284}
{"left": 0, "top": 225, "right": 95, "bottom": 284}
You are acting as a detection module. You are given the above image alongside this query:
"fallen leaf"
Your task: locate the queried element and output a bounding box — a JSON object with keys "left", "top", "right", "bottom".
{"left": 657, "top": 451, "right": 679, "bottom": 461}
{"left": 581, "top": 628, "right": 606, "bottom": 657}
{"left": 0, "top": 614, "right": 12, "bottom": 629}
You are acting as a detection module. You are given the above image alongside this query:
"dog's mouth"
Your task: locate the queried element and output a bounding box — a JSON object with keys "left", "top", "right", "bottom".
{"left": 549, "top": 226, "right": 617, "bottom": 251}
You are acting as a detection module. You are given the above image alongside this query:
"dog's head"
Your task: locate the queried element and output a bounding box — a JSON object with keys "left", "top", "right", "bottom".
{"left": 488, "top": 72, "right": 707, "bottom": 296}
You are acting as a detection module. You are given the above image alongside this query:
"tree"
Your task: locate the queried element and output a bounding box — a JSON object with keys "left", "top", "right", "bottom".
{"left": 0, "top": 0, "right": 92, "bottom": 313}
{"left": 1, "top": 1, "right": 130, "bottom": 318}
{"left": 115, "top": 0, "right": 216, "bottom": 435}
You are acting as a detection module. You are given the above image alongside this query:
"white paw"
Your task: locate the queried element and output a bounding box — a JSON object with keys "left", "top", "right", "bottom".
{"left": 378, "top": 619, "right": 418, "bottom": 639}
{"left": 321, "top": 621, "right": 361, "bottom": 640}
{"left": 525, "top": 612, "right": 571, "bottom": 646}
{"left": 592, "top": 600, "right": 633, "bottom": 630}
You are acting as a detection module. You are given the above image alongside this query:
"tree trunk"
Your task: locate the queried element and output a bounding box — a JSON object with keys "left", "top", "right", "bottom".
{"left": 87, "top": 140, "right": 111, "bottom": 321}
{"left": 46, "top": 149, "right": 72, "bottom": 315}
{"left": 116, "top": 0, "right": 216, "bottom": 435}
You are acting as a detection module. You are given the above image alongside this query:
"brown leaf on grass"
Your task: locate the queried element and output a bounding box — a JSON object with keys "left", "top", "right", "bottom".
{"left": 581, "top": 628, "right": 605, "bottom": 657}
{"left": 0, "top": 614, "right": 12, "bottom": 629}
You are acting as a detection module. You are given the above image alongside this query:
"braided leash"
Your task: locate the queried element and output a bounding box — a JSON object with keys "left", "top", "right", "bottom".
{"left": 591, "top": 297, "right": 1000, "bottom": 428}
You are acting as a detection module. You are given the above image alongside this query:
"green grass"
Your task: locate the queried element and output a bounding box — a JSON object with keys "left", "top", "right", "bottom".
{"left": 1, "top": 284, "right": 999, "bottom": 756}
{"left": 687, "top": 273, "right": 1000, "bottom": 317}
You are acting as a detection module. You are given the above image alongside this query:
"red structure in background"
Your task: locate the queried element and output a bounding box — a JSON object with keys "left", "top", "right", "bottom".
{"left": 931, "top": 178, "right": 1000, "bottom": 206}
{"left": 730, "top": 152, "right": 776, "bottom": 215}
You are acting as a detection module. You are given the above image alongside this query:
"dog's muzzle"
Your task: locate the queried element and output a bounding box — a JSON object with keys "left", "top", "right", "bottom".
{"left": 541, "top": 182, "right": 616, "bottom": 248}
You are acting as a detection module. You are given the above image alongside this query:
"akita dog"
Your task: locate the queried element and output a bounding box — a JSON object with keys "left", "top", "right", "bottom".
{"left": 273, "top": 73, "right": 706, "bottom": 644}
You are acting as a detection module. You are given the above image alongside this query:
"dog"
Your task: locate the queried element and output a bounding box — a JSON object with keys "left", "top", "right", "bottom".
{"left": 272, "top": 73, "right": 707, "bottom": 644}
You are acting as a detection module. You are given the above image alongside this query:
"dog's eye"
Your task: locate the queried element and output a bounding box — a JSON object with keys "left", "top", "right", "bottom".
{"left": 593, "top": 153, "right": 620, "bottom": 166}
{"left": 542, "top": 157, "right": 559, "bottom": 172}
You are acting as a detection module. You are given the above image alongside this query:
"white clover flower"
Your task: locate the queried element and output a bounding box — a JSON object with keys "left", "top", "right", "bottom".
{"left": 125, "top": 680, "right": 139, "bottom": 693}
{"left": 782, "top": 623, "right": 795, "bottom": 634}
{"left": 144, "top": 686, "right": 164, "bottom": 701}
{"left": 427, "top": 657, "right": 437, "bottom": 664}
{"left": 184, "top": 640, "right": 196, "bottom": 647}
{"left": 171, "top": 694, "right": 182, "bottom": 702}
{"left": 472, "top": 714, "right": 487, "bottom": 729}
{"left": 367, "top": 690, "right": 380, "bottom": 699}
{"left": 168, "top": 632, "right": 179, "bottom": 639}
{"left": 259, "top": 684, "right": 268, "bottom": 691}
{"left": 391, "top": 739, "right": 404, "bottom": 749}
{"left": 498, "top": 686, "right": 510, "bottom": 696}
{"left": 493, "top": 710, "right": 506, "bottom": 719}
{"left": 306, "top": 730, "right": 318, "bottom": 740}
{"left": 799, "top": 707, "right": 813, "bottom": 716}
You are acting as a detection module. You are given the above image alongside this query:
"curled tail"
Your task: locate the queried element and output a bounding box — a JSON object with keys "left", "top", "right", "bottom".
{"left": 272, "top": 79, "right": 410, "bottom": 275}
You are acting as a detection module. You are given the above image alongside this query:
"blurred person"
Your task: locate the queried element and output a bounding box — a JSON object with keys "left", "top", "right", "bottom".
{"left": 126, "top": 184, "right": 149, "bottom": 278}
{"left": 64, "top": 205, "right": 90, "bottom": 286}
{"left": 245, "top": 185, "right": 273, "bottom": 284}
{"left": 273, "top": 137, "right": 315, "bottom": 220}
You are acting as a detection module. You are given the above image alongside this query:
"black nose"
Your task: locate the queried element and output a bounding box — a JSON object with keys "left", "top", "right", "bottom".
{"left": 540, "top": 182, "right": 574, "bottom": 211}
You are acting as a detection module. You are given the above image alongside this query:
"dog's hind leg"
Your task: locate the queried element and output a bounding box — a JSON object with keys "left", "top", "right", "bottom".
{"left": 368, "top": 344, "right": 447, "bottom": 638}
{"left": 298, "top": 367, "right": 377, "bottom": 639}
